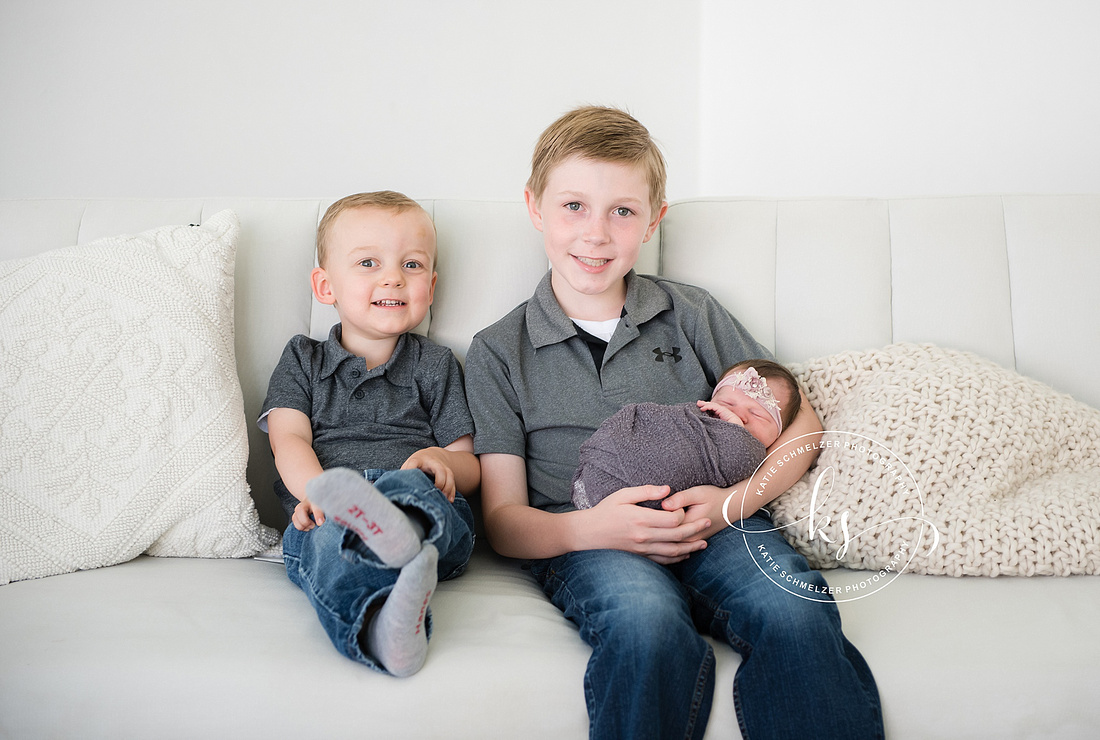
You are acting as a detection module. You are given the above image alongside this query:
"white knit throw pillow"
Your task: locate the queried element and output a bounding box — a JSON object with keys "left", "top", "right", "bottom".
{"left": 0, "top": 211, "right": 277, "bottom": 585}
{"left": 770, "top": 343, "right": 1100, "bottom": 577}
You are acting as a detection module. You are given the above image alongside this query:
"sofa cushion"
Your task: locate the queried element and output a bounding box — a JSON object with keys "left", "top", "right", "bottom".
{"left": 0, "top": 211, "right": 277, "bottom": 585}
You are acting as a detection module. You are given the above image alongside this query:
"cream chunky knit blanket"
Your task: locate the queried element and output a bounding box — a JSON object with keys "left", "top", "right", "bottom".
{"left": 769, "top": 343, "right": 1100, "bottom": 577}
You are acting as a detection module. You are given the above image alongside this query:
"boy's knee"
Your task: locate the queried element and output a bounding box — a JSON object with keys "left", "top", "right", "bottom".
{"left": 598, "top": 593, "right": 696, "bottom": 648}
{"left": 758, "top": 595, "right": 844, "bottom": 652}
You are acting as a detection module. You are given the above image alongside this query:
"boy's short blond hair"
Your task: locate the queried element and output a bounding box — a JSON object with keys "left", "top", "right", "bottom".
{"left": 316, "top": 191, "right": 433, "bottom": 267}
{"left": 527, "top": 106, "right": 667, "bottom": 216}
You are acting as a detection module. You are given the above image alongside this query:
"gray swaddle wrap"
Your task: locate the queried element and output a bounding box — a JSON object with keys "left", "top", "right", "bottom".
{"left": 571, "top": 401, "right": 766, "bottom": 510}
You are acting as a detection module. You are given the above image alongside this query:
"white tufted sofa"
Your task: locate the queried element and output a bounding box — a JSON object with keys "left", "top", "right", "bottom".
{"left": 1, "top": 195, "right": 1098, "bottom": 739}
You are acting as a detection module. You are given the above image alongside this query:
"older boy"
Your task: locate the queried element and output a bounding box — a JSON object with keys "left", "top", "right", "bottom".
{"left": 260, "top": 191, "right": 479, "bottom": 676}
{"left": 465, "top": 108, "right": 883, "bottom": 739}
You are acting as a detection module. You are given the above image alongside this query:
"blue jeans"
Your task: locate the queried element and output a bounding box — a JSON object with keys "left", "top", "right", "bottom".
{"left": 529, "top": 512, "right": 883, "bottom": 740}
{"left": 281, "top": 468, "right": 475, "bottom": 673}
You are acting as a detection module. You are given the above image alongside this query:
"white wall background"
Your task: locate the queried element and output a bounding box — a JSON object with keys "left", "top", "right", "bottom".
{"left": 2, "top": 0, "right": 1098, "bottom": 201}
{"left": 700, "top": 0, "right": 1100, "bottom": 197}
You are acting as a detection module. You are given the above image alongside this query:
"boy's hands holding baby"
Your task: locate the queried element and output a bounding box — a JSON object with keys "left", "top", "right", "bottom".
{"left": 582, "top": 484, "right": 711, "bottom": 565}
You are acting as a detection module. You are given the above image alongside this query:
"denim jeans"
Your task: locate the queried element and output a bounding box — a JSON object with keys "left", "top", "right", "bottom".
{"left": 529, "top": 512, "right": 883, "bottom": 740}
{"left": 281, "top": 468, "right": 475, "bottom": 673}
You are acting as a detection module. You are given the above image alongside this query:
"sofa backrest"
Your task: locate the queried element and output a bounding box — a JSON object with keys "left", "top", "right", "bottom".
{"left": 2, "top": 195, "right": 1097, "bottom": 525}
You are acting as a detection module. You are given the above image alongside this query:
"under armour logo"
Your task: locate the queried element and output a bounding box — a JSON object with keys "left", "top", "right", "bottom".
{"left": 653, "top": 347, "right": 682, "bottom": 363}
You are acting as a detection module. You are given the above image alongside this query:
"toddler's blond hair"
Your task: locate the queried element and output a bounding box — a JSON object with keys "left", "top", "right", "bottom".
{"left": 317, "top": 191, "right": 432, "bottom": 267}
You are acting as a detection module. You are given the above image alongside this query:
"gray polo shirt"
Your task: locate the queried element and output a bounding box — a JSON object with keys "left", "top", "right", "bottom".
{"left": 465, "top": 270, "right": 770, "bottom": 512}
{"left": 260, "top": 326, "right": 473, "bottom": 512}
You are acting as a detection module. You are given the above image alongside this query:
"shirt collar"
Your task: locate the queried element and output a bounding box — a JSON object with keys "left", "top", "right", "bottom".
{"left": 525, "top": 272, "right": 577, "bottom": 349}
{"left": 623, "top": 270, "right": 672, "bottom": 325}
{"left": 318, "top": 325, "right": 416, "bottom": 386}
{"left": 524, "top": 270, "right": 672, "bottom": 349}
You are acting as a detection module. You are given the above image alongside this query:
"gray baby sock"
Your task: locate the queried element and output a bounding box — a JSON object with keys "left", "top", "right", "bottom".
{"left": 306, "top": 468, "right": 421, "bottom": 567}
{"left": 367, "top": 543, "right": 438, "bottom": 677}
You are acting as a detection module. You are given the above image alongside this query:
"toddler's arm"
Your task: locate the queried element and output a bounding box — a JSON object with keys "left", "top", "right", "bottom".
{"left": 400, "top": 435, "right": 481, "bottom": 502}
{"left": 267, "top": 407, "right": 326, "bottom": 530}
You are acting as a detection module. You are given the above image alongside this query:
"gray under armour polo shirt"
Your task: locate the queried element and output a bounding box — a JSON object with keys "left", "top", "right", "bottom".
{"left": 260, "top": 326, "right": 473, "bottom": 512}
{"left": 465, "top": 270, "right": 770, "bottom": 512}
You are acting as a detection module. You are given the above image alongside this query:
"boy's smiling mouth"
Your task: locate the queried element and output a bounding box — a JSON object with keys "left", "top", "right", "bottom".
{"left": 575, "top": 256, "right": 610, "bottom": 268}
{"left": 372, "top": 299, "right": 405, "bottom": 307}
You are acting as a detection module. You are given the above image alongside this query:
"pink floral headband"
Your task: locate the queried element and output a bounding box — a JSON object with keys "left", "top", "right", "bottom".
{"left": 711, "top": 366, "right": 784, "bottom": 434}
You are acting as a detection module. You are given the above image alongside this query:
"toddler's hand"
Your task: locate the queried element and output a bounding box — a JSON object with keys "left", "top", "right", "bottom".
{"left": 292, "top": 498, "right": 325, "bottom": 531}
{"left": 402, "top": 448, "right": 457, "bottom": 502}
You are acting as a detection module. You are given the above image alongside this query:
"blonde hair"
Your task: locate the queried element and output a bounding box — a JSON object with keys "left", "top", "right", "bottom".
{"left": 316, "top": 191, "right": 432, "bottom": 267}
{"left": 527, "top": 106, "right": 667, "bottom": 216}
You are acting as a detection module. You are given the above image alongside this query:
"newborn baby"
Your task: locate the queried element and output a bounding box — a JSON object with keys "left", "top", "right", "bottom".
{"left": 571, "top": 359, "right": 801, "bottom": 510}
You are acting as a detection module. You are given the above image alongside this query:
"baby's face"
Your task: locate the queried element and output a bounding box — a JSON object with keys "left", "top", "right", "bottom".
{"left": 709, "top": 383, "right": 791, "bottom": 448}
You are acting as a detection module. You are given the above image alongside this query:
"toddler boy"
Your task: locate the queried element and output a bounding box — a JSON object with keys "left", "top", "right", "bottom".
{"left": 260, "top": 191, "right": 479, "bottom": 676}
